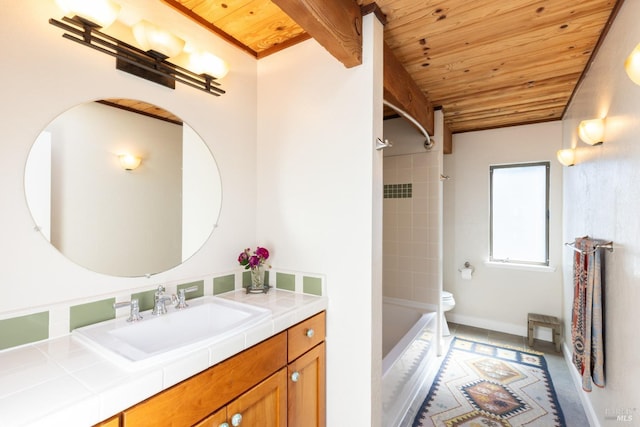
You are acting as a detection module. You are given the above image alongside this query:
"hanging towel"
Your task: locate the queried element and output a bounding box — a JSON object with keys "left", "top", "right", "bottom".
{"left": 571, "top": 236, "right": 606, "bottom": 391}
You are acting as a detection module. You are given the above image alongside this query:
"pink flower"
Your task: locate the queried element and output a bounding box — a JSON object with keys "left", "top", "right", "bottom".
{"left": 255, "top": 247, "right": 269, "bottom": 260}
{"left": 238, "top": 246, "right": 271, "bottom": 270}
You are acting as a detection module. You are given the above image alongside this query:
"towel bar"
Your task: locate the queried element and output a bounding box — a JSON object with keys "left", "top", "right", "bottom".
{"left": 564, "top": 240, "right": 614, "bottom": 254}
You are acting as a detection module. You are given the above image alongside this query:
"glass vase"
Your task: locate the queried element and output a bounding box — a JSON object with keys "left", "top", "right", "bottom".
{"left": 247, "top": 265, "right": 269, "bottom": 294}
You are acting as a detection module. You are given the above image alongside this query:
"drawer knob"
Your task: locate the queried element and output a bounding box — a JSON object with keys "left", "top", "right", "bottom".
{"left": 231, "top": 413, "right": 243, "bottom": 426}
{"left": 305, "top": 328, "right": 315, "bottom": 338}
{"left": 219, "top": 423, "right": 230, "bottom": 427}
{"left": 291, "top": 371, "right": 300, "bottom": 382}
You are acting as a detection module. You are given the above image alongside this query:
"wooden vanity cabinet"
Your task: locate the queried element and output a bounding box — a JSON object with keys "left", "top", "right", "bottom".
{"left": 96, "top": 311, "right": 326, "bottom": 427}
{"left": 287, "top": 312, "right": 326, "bottom": 427}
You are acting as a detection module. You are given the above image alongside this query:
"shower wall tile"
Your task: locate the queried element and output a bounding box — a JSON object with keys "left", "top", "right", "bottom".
{"left": 383, "top": 151, "right": 440, "bottom": 307}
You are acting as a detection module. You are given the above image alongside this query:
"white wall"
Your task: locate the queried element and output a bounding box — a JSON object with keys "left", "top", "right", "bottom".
{"left": 0, "top": 0, "right": 257, "bottom": 312}
{"left": 443, "top": 121, "right": 564, "bottom": 337}
{"left": 561, "top": 0, "right": 640, "bottom": 423}
{"left": 256, "top": 14, "right": 384, "bottom": 426}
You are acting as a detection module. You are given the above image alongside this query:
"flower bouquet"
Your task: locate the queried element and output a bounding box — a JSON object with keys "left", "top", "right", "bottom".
{"left": 238, "top": 247, "right": 271, "bottom": 293}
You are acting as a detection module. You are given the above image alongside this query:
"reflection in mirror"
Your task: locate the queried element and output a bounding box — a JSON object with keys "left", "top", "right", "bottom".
{"left": 25, "top": 100, "right": 222, "bottom": 277}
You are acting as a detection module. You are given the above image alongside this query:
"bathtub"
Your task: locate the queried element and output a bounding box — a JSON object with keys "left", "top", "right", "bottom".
{"left": 382, "top": 297, "right": 437, "bottom": 427}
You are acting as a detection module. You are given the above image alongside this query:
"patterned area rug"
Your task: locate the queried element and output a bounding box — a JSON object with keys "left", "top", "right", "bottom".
{"left": 412, "top": 338, "right": 565, "bottom": 427}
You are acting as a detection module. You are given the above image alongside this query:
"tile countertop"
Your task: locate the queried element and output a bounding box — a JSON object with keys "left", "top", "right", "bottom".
{"left": 0, "top": 290, "right": 328, "bottom": 427}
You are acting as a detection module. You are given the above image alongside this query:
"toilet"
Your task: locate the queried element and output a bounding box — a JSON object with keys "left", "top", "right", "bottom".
{"left": 441, "top": 291, "right": 456, "bottom": 336}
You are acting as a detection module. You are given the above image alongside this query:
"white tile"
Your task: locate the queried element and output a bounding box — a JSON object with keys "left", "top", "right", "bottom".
{"left": 25, "top": 395, "right": 102, "bottom": 427}
{"left": 0, "top": 346, "right": 47, "bottom": 375}
{"left": 0, "top": 358, "right": 67, "bottom": 398}
{"left": 209, "top": 333, "right": 246, "bottom": 365}
{"left": 98, "top": 370, "right": 163, "bottom": 418}
{"left": 69, "top": 360, "right": 132, "bottom": 392}
{"left": 0, "top": 375, "right": 91, "bottom": 426}
{"left": 162, "top": 349, "right": 209, "bottom": 388}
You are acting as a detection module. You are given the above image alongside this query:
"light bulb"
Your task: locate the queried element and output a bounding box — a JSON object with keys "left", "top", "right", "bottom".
{"left": 189, "top": 51, "right": 230, "bottom": 79}
{"left": 55, "top": 0, "right": 121, "bottom": 28}
{"left": 132, "top": 20, "right": 185, "bottom": 58}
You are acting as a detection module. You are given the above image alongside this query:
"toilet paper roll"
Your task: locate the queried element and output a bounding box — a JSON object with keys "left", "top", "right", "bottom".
{"left": 460, "top": 268, "right": 473, "bottom": 280}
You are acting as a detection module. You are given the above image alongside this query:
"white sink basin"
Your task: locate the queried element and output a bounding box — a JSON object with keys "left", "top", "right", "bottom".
{"left": 73, "top": 297, "right": 271, "bottom": 368}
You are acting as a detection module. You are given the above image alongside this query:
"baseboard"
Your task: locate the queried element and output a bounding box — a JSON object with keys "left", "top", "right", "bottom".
{"left": 562, "top": 342, "right": 600, "bottom": 427}
{"left": 446, "top": 312, "right": 554, "bottom": 342}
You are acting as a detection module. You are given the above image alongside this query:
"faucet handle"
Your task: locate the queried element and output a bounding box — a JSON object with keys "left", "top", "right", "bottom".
{"left": 114, "top": 298, "right": 143, "bottom": 322}
{"left": 175, "top": 286, "right": 198, "bottom": 309}
{"left": 156, "top": 285, "right": 166, "bottom": 294}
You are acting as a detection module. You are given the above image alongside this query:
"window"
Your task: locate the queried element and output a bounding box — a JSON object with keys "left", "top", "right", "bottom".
{"left": 490, "top": 162, "right": 549, "bottom": 266}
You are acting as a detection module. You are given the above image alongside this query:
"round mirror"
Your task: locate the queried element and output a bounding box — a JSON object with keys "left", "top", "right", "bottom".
{"left": 24, "top": 99, "right": 222, "bottom": 277}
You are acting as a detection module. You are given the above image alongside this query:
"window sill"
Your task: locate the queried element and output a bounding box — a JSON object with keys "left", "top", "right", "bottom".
{"left": 484, "top": 261, "right": 556, "bottom": 273}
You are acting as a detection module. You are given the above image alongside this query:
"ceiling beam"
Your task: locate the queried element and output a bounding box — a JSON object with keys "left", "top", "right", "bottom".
{"left": 272, "top": 0, "right": 363, "bottom": 68}
{"left": 383, "top": 42, "right": 435, "bottom": 142}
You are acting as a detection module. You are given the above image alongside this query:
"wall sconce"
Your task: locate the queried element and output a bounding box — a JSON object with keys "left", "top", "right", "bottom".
{"left": 556, "top": 148, "right": 576, "bottom": 167}
{"left": 625, "top": 43, "right": 640, "bottom": 85}
{"left": 49, "top": 4, "right": 226, "bottom": 96}
{"left": 578, "top": 118, "right": 605, "bottom": 146}
{"left": 119, "top": 154, "right": 142, "bottom": 171}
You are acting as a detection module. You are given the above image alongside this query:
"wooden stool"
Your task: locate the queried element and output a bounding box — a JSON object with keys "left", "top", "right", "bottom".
{"left": 527, "top": 313, "right": 562, "bottom": 352}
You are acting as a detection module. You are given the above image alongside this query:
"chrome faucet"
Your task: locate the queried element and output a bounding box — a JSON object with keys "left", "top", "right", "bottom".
{"left": 152, "top": 285, "right": 175, "bottom": 316}
{"left": 174, "top": 285, "right": 199, "bottom": 309}
{"left": 113, "top": 298, "right": 143, "bottom": 322}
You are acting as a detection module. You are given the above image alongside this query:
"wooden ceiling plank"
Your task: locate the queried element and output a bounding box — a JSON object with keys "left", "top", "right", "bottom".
{"left": 194, "top": 0, "right": 255, "bottom": 22}
{"left": 385, "top": 0, "right": 613, "bottom": 48}
{"left": 383, "top": 42, "right": 435, "bottom": 137}
{"left": 215, "top": 0, "right": 305, "bottom": 52}
{"left": 272, "top": 0, "right": 363, "bottom": 68}
{"left": 398, "top": 17, "right": 607, "bottom": 71}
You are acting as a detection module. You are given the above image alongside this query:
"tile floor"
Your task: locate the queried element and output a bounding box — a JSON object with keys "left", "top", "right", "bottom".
{"left": 399, "top": 322, "right": 591, "bottom": 427}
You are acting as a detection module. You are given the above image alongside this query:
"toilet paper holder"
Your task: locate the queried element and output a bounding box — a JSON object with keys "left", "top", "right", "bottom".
{"left": 458, "top": 261, "right": 473, "bottom": 272}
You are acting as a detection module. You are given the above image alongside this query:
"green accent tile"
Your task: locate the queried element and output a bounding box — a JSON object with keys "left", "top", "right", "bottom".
{"left": 69, "top": 298, "right": 115, "bottom": 331}
{"left": 303, "top": 276, "right": 323, "bottom": 296}
{"left": 0, "top": 312, "right": 49, "bottom": 350}
{"left": 242, "top": 270, "right": 270, "bottom": 288}
{"left": 178, "top": 280, "right": 204, "bottom": 299}
{"left": 276, "top": 272, "right": 295, "bottom": 292}
{"left": 214, "top": 274, "right": 235, "bottom": 295}
{"left": 131, "top": 290, "right": 156, "bottom": 312}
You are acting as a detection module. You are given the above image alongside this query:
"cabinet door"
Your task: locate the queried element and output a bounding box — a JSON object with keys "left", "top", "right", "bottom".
{"left": 193, "top": 407, "right": 226, "bottom": 427}
{"left": 288, "top": 342, "right": 326, "bottom": 427}
{"left": 226, "top": 368, "right": 287, "bottom": 427}
{"left": 94, "top": 415, "right": 120, "bottom": 427}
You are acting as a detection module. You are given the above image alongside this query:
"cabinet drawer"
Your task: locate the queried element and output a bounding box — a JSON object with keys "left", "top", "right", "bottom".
{"left": 122, "top": 332, "right": 287, "bottom": 426}
{"left": 288, "top": 312, "right": 325, "bottom": 362}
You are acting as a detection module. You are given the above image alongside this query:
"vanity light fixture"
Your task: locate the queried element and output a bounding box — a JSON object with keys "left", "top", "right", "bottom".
{"left": 556, "top": 148, "right": 576, "bottom": 167}
{"left": 119, "top": 154, "right": 142, "bottom": 171}
{"left": 624, "top": 43, "right": 640, "bottom": 85}
{"left": 49, "top": 13, "right": 225, "bottom": 96}
{"left": 578, "top": 118, "right": 605, "bottom": 146}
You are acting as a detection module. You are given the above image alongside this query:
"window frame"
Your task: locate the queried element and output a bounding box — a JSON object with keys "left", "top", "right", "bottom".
{"left": 489, "top": 161, "right": 550, "bottom": 266}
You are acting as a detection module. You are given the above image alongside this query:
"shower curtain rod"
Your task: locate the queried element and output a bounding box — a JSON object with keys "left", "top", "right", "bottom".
{"left": 383, "top": 100, "right": 433, "bottom": 149}
{"left": 564, "top": 240, "right": 614, "bottom": 254}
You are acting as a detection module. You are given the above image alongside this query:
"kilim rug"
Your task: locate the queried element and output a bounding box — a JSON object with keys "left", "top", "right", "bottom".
{"left": 412, "top": 338, "right": 565, "bottom": 427}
